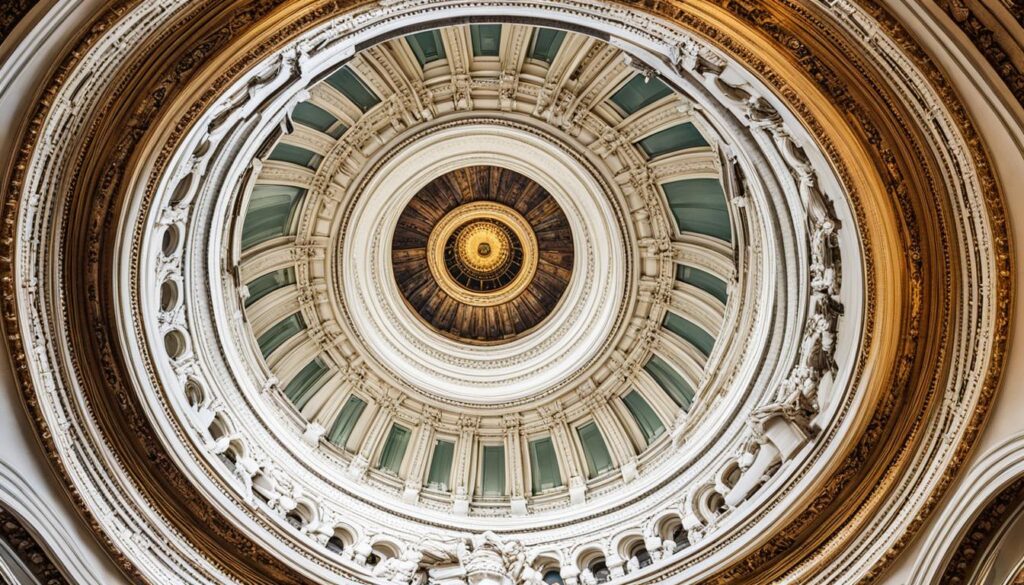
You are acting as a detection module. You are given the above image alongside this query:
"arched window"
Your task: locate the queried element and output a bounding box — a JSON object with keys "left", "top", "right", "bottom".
{"left": 630, "top": 543, "right": 652, "bottom": 568}
{"left": 284, "top": 511, "right": 303, "bottom": 529}
{"left": 588, "top": 559, "right": 611, "bottom": 583}
{"left": 671, "top": 526, "right": 689, "bottom": 549}
{"left": 326, "top": 536, "right": 345, "bottom": 555}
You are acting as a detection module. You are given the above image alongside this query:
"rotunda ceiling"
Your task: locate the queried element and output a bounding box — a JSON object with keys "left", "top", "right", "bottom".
{"left": 207, "top": 15, "right": 841, "bottom": 570}
{"left": 0, "top": 2, "right": 1010, "bottom": 585}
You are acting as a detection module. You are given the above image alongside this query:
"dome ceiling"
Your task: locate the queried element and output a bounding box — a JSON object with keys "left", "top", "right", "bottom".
{"left": 1, "top": 2, "right": 1011, "bottom": 585}
{"left": 392, "top": 165, "right": 573, "bottom": 343}
{"left": 212, "top": 17, "right": 827, "bottom": 571}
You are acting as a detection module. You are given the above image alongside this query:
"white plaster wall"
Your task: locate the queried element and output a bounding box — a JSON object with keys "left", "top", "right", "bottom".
{"left": 0, "top": 1, "right": 130, "bottom": 583}
{"left": 879, "top": 1, "right": 1024, "bottom": 583}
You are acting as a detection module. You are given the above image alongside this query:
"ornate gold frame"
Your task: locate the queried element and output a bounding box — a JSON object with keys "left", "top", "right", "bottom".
{"left": 425, "top": 201, "right": 540, "bottom": 308}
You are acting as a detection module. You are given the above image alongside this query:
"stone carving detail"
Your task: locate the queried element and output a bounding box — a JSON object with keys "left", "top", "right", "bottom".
{"left": 375, "top": 531, "right": 529, "bottom": 585}
{"left": 0, "top": 507, "right": 70, "bottom": 584}
{"left": 233, "top": 454, "right": 262, "bottom": 503}
{"left": 498, "top": 70, "right": 518, "bottom": 111}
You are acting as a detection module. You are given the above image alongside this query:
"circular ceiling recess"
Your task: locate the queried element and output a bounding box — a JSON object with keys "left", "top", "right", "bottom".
{"left": 393, "top": 166, "right": 572, "bottom": 343}
{"left": 3, "top": 2, "right": 1010, "bottom": 585}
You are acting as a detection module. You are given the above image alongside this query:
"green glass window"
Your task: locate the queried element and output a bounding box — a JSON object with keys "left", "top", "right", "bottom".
{"left": 378, "top": 424, "right": 411, "bottom": 474}
{"left": 662, "top": 178, "right": 731, "bottom": 242}
{"left": 241, "top": 185, "right": 306, "bottom": 249}
{"left": 610, "top": 74, "right": 673, "bottom": 115}
{"left": 530, "top": 28, "right": 566, "bottom": 63}
{"left": 268, "top": 143, "right": 322, "bottom": 169}
{"left": 576, "top": 422, "right": 613, "bottom": 479}
{"left": 676, "top": 264, "right": 728, "bottom": 304}
{"left": 636, "top": 122, "right": 708, "bottom": 158}
{"left": 622, "top": 391, "right": 665, "bottom": 444}
{"left": 244, "top": 267, "right": 296, "bottom": 307}
{"left": 426, "top": 440, "right": 455, "bottom": 490}
{"left": 544, "top": 571, "right": 565, "bottom": 585}
{"left": 291, "top": 101, "right": 347, "bottom": 139}
{"left": 328, "top": 395, "right": 366, "bottom": 448}
{"left": 644, "top": 354, "right": 695, "bottom": 411}
{"left": 481, "top": 445, "right": 506, "bottom": 496}
{"left": 471, "top": 24, "right": 501, "bottom": 57}
{"left": 257, "top": 312, "right": 304, "bottom": 359}
{"left": 406, "top": 30, "right": 446, "bottom": 66}
{"left": 283, "top": 358, "right": 329, "bottom": 410}
{"left": 528, "top": 437, "right": 562, "bottom": 494}
{"left": 663, "top": 312, "right": 715, "bottom": 357}
{"left": 325, "top": 66, "right": 380, "bottom": 112}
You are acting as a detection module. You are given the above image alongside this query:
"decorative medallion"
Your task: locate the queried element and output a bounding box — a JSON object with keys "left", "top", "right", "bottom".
{"left": 392, "top": 166, "right": 573, "bottom": 343}
{"left": 428, "top": 201, "right": 538, "bottom": 305}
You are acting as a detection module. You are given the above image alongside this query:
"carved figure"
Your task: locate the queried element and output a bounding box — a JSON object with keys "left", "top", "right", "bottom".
{"left": 232, "top": 455, "right": 260, "bottom": 502}
{"left": 404, "top": 531, "right": 532, "bottom": 585}
{"left": 519, "top": 567, "right": 546, "bottom": 585}
{"left": 662, "top": 538, "right": 676, "bottom": 556}
{"left": 373, "top": 548, "right": 423, "bottom": 584}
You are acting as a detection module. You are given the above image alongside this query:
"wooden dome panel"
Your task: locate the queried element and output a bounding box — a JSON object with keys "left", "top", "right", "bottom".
{"left": 392, "top": 166, "right": 574, "bottom": 343}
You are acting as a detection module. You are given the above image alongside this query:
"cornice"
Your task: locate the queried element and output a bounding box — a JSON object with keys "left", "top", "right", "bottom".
{"left": 0, "top": 506, "right": 70, "bottom": 585}
{"left": 931, "top": 0, "right": 1024, "bottom": 109}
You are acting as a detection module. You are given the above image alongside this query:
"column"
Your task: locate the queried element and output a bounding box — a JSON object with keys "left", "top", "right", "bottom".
{"left": 401, "top": 406, "right": 439, "bottom": 503}
{"left": 503, "top": 414, "right": 528, "bottom": 516}
{"left": 542, "top": 405, "right": 587, "bottom": 505}
{"left": 451, "top": 415, "right": 478, "bottom": 515}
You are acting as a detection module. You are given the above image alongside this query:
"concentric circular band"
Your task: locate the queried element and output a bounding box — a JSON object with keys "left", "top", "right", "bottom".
{"left": 352, "top": 123, "right": 623, "bottom": 401}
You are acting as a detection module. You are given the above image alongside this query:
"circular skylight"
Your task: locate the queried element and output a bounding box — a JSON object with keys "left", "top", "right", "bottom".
{"left": 394, "top": 166, "right": 570, "bottom": 342}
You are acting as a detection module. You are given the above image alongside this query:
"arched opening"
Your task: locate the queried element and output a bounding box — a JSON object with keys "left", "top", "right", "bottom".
{"left": 670, "top": 526, "right": 689, "bottom": 551}
{"left": 163, "top": 329, "right": 188, "bottom": 360}
{"left": 284, "top": 510, "right": 304, "bottom": 530}
{"left": 326, "top": 527, "right": 353, "bottom": 555}
{"left": 579, "top": 551, "right": 611, "bottom": 584}
{"left": 655, "top": 514, "right": 688, "bottom": 555}
{"left": 628, "top": 541, "right": 652, "bottom": 569}
{"left": 160, "top": 279, "right": 179, "bottom": 312}
{"left": 368, "top": 541, "right": 400, "bottom": 568}
{"left": 284, "top": 503, "right": 313, "bottom": 531}
{"left": 184, "top": 380, "right": 205, "bottom": 410}
{"left": 169, "top": 172, "right": 193, "bottom": 206}
{"left": 161, "top": 223, "right": 181, "bottom": 256}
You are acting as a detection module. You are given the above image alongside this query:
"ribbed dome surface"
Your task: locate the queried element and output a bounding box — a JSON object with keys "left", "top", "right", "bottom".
{"left": 392, "top": 166, "right": 573, "bottom": 343}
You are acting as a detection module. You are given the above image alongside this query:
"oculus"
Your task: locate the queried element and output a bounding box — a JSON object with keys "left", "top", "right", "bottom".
{"left": 392, "top": 166, "right": 572, "bottom": 343}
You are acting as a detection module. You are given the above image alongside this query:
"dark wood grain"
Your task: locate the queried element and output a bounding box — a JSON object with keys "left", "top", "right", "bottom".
{"left": 392, "top": 166, "right": 574, "bottom": 343}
